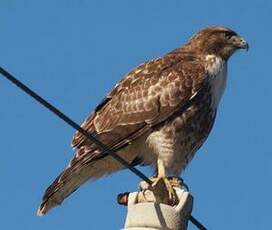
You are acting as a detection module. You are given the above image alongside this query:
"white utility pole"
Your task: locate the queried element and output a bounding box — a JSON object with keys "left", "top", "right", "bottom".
{"left": 118, "top": 179, "right": 193, "bottom": 230}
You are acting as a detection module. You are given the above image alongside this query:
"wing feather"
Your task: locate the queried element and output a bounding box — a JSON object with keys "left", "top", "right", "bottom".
{"left": 37, "top": 50, "right": 208, "bottom": 215}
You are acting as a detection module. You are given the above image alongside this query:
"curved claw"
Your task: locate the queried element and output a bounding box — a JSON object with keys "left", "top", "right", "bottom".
{"left": 149, "top": 177, "right": 179, "bottom": 206}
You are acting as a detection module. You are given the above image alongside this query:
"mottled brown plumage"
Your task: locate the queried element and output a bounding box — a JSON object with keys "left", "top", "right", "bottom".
{"left": 37, "top": 26, "right": 248, "bottom": 215}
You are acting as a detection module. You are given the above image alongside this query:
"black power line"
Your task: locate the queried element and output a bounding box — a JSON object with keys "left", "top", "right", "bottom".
{"left": 0, "top": 66, "right": 207, "bottom": 230}
{"left": 0, "top": 66, "right": 152, "bottom": 184}
{"left": 189, "top": 216, "right": 207, "bottom": 230}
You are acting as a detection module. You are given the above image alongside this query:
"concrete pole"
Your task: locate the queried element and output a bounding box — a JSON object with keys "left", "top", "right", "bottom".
{"left": 118, "top": 179, "right": 193, "bottom": 230}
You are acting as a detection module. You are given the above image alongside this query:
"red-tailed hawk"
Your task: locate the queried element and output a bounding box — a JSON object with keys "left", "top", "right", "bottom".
{"left": 37, "top": 26, "right": 248, "bottom": 215}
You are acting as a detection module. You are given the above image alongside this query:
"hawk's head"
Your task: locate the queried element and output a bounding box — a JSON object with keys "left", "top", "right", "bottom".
{"left": 186, "top": 26, "right": 248, "bottom": 60}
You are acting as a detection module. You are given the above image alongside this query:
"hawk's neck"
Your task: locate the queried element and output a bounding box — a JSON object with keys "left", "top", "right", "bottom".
{"left": 205, "top": 54, "right": 227, "bottom": 109}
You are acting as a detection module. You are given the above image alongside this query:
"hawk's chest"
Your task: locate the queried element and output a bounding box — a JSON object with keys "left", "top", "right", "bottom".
{"left": 205, "top": 55, "right": 227, "bottom": 109}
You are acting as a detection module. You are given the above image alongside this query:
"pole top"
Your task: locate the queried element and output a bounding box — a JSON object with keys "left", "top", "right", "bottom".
{"left": 120, "top": 180, "right": 193, "bottom": 230}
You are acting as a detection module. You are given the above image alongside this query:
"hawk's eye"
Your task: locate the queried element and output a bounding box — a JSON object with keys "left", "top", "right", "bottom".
{"left": 223, "top": 31, "right": 236, "bottom": 39}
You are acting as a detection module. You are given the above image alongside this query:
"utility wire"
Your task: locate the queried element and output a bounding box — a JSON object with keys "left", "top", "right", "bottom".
{"left": 189, "top": 216, "right": 207, "bottom": 230}
{"left": 0, "top": 66, "right": 207, "bottom": 230}
{"left": 0, "top": 66, "right": 152, "bottom": 184}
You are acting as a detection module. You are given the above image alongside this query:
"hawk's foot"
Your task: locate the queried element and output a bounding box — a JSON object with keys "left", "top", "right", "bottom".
{"left": 149, "top": 177, "right": 182, "bottom": 205}
{"left": 167, "top": 177, "right": 183, "bottom": 188}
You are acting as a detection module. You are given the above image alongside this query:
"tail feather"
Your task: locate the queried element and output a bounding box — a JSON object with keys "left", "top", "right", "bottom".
{"left": 37, "top": 152, "right": 132, "bottom": 216}
{"left": 37, "top": 164, "right": 93, "bottom": 216}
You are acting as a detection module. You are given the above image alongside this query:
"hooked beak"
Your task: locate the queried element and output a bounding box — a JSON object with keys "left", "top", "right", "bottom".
{"left": 232, "top": 35, "right": 249, "bottom": 51}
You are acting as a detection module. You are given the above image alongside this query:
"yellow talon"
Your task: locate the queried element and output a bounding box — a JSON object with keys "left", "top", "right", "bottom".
{"left": 149, "top": 176, "right": 181, "bottom": 205}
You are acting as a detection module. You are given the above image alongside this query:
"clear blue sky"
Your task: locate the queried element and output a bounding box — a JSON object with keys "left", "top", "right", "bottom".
{"left": 0, "top": 1, "right": 271, "bottom": 229}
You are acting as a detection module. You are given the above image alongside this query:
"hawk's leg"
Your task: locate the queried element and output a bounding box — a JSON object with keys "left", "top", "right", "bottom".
{"left": 150, "top": 159, "right": 182, "bottom": 205}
